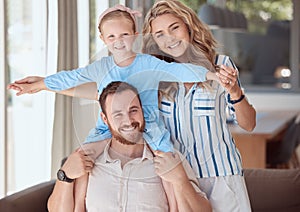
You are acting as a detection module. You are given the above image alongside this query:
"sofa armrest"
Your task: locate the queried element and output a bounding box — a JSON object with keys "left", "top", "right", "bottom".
{"left": 244, "top": 168, "right": 300, "bottom": 212}
{"left": 0, "top": 180, "right": 55, "bottom": 212}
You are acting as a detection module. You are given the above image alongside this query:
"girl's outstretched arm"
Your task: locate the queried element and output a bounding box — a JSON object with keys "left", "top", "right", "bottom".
{"left": 7, "top": 76, "right": 98, "bottom": 100}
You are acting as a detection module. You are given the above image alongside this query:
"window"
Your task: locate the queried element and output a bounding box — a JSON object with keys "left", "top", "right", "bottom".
{"left": 198, "top": 0, "right": 300, "bottom": 91}
{"left": 0, "top": 0, "right": 56, "bottom": 197}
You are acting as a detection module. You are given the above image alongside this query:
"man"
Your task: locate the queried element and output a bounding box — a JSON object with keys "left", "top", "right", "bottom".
{"left": 47, "top": 81, "right": 211, "bottom": 212}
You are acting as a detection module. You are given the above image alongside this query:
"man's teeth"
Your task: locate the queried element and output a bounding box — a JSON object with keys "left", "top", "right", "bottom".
{"left": 121, "top": 126, "right": 135, "bottom": 131}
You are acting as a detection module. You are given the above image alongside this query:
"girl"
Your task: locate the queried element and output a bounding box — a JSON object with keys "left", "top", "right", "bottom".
{"left": 142, "top": 0, "right": 256, "bottom": 211}
{"left": 7, "top": 4, "right": 217, "bottom": 153}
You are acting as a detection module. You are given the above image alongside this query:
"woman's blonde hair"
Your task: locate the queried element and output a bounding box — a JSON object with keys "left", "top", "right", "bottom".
{"left": 143, "top": 0, "right": 217, "bottom": 67}
{"left": 142, "top": 0, "right": 218, "bottom": 100}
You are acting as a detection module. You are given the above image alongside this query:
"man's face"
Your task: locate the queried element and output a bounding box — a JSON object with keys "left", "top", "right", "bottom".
{"left": 102, "top": 89, "right": 145, "bottom": 145}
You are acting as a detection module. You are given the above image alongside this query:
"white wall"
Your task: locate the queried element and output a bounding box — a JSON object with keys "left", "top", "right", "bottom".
{"left": 247, "top": 92, "right": 300, "bottom": 111}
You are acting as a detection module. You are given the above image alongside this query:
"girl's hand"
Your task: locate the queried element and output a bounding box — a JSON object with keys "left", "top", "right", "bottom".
{"left": 7, "top": 76, "right": 46, "bottom": 96}
{"left": 14, "top": 76, "right": 45, "bottom": 84}
{"left": 7, "top": 76, "right": 44, "bottom": 90}
{"left": 216, "top": 65, "right": 242, "bottom": 99}
{"left": 7, "top": 82, "right": 42, "bottom": 96}
{"left": 153, "top": 151, "right": 188, "bottom": 185}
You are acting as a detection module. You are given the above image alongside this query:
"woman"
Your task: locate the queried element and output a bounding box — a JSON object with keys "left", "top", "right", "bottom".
{"left": 142, "top": 0, "right": 256, "bottom": 211}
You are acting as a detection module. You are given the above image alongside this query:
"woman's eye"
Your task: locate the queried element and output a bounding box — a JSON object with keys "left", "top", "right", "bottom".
{"left": 172, "top": 26, "right": 179, "bottom": 31}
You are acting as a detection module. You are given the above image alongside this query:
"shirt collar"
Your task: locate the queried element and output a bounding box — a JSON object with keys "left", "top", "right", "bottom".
{"left": 102, "top": 139, "right": 154, "bottom": 163}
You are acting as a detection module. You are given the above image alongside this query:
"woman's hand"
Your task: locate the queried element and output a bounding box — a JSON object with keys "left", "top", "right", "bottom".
{"left": 216, "top": 65, "right": 242, "bottom": 99}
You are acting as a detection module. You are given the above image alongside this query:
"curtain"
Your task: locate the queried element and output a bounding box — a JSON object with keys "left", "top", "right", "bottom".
{"left": 51, "top": 0, "right": 79, "bottom": 177}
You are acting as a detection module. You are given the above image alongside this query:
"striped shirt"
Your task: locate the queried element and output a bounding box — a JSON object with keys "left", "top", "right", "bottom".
{"left": 159, "top": 55, "right": 243, "bottom": 178}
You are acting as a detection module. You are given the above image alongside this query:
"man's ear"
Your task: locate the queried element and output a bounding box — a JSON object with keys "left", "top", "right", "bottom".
{"left": 100, "top": 112, "right": 108, "bottom": 125}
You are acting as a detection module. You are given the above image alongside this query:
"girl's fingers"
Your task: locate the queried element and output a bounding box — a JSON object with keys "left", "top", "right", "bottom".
{"left": 15, "top": 77, "right": 32, "bottom": 83}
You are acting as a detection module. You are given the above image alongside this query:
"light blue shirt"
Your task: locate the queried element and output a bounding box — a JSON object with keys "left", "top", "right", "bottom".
{"left": 159, "top": 55, "right": 244, "bottom": 177}
{"left": 45, "top": 53, "right": 208, "bottom": 152}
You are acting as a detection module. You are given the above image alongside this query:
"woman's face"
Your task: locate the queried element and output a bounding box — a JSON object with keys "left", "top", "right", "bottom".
{"left": 151, "top": 13, "right": 190, "bottom": 58}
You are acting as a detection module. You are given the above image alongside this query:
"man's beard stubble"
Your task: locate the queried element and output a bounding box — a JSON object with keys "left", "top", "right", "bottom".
{"left": 108, "top": 121, "right": 145, "bottom": 145}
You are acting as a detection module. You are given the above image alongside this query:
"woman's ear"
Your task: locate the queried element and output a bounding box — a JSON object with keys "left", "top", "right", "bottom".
{"left": 100, "top": 112, "right": 108, "bottom": 126}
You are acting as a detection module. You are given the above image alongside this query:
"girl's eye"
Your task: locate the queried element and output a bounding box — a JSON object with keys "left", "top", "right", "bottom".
{"left": 122, "top": 33, "right": 130, "bottom": 37}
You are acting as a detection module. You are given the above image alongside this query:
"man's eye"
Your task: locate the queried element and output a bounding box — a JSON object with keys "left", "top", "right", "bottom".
{"left": 108, "top": 35, "right": 115, "bottom": 39}
{"left": 155, "top": 33, "right": 163, "bottom": 39}
{"left": 130, "top": 109, "right": 138, "bottom": 114}
{"left": 114, "top": 114, "right": 122, "bottom": 118}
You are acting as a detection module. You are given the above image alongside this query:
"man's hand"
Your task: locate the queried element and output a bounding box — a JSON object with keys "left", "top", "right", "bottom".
{"left": 62, "top": 149, "right": 95, "bottom": 180}
{"left": 153, "top": 151, "right": 188, "bottom": 185}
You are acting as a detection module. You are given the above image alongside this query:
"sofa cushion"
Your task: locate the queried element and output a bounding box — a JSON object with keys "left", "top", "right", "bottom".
{"left": 0, "top": 180, "right": 55, "bottom": 212}
{"left": 244, "top": 169, "right": 300, "bottom": 212}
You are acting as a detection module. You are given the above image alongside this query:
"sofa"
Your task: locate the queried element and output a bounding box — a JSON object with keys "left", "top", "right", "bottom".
{"left": 0, "top": 169, "right": 299, "bottom": 212}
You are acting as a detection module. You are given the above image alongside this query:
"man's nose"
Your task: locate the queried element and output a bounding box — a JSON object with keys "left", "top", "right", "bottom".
{"left": 122, "top": 113, "right": 133, "bottom": 125}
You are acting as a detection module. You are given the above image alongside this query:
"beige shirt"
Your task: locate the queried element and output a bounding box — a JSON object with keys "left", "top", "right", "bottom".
{"left": 85, "top": 141, "right": 205, "bottom": 212}
{"left": 85, "top": 141, "right": 169, "bottom": 212}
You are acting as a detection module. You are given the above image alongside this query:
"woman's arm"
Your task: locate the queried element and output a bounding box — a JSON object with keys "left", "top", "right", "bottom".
{"left": 216, "top": 65, "right": 256, "bottom": 131}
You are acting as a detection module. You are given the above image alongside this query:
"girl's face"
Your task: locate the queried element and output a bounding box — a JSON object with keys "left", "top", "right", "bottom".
{"left": 151, "top": 13, "right": 190, "bottom": 58}
{"left": 100, "top": 17, "right": 137, "bottom": 56}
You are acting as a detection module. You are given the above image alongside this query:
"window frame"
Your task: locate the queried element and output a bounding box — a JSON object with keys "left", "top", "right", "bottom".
{"left": 0, "top": 0, "right": 7, "bottom": 198}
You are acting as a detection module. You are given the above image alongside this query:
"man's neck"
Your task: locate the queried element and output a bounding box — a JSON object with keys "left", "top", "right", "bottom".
{"left": 109, "top": 137, "right": 144, "bottom": 165}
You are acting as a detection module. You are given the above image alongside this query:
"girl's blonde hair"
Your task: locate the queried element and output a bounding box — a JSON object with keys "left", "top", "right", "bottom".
{"left": 142, "top": 0, "right": 218, "bottom": 100}
{"left": 98, "top": 10, "right": 136, "bottom": 34}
